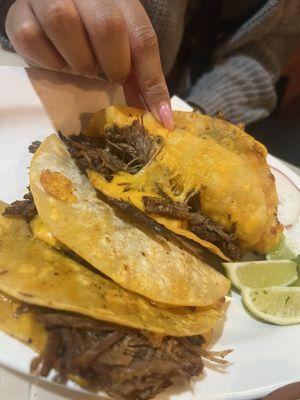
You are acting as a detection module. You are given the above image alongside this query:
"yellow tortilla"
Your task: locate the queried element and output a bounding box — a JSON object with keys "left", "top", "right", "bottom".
{"left": 30, "top": 135, "right": 230, "bottom": 307}
{"left": 0, "top": 292, "right": 46, "bottom": 352}
{"left": 85, "top": 106, "right": 282, "bottom": 257}
{"left": 0, "top": 202, "right": 224, "bottom": 336}
{"left": 172, "top": 111, "right": 282, "bottom": 254}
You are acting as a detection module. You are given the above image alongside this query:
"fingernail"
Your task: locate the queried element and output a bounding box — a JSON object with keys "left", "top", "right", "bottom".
{"left": 159, "top": 102, "right": 174, "bottom": 131}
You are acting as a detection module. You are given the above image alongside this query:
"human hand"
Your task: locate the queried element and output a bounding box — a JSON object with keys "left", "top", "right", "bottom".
{"left": 5, "top": 0, "right": 173, "bottom": 129}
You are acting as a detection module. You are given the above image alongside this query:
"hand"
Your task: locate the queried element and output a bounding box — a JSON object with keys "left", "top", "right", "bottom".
{"left": 5, "top": 0, "right": 173, "bottom": 130}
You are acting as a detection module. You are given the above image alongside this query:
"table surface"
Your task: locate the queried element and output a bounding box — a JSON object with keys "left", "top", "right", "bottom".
{"left": 0, "top": 46, "right": 299, "bottom": 400}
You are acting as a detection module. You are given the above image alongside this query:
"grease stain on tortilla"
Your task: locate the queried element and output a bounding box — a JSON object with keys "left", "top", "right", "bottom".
{"left": 40, "top": 170, "right": 77, "bottom": 203}
{"left": 18, "top": 264, "right": 37, "bottom": 274}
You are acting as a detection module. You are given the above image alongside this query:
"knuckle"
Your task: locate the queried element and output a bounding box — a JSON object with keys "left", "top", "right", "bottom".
{"left": 12, "top": 23, "right": 39, "bottom": 52}
{"left": 131, "top": 26, "right": 158, "bottom": 53}
{"left": 42, "top": 1, "right": 75, "bottom": 32}
{"left": 141, "top": 73, "right": 165, "bottom": 92}
{"left": 109, "top": 68, "right": 130, "bottom": 84}
{"left": 74, "top": 61, "right": 96, "bottom": 76}
{"left": 91, "top": 13, "right": 125, "bottom": 40}
{"left": 142, "top": 74, "right": 164, "bottom": 91}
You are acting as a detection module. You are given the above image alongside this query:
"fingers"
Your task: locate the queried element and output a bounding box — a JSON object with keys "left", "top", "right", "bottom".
{"left": 29, "top": 0, "right": 96, "bottom": 76}
{"left": 5, "top": 0, "right": 67, "bottom": 71}
{"left": 6, "top": 0, "right": 173, "bottom": 129}
{"left": 123, "top": 72, "right": 146, "bottom": 109}
{"left": 116, "top": 0, "right": 173, "bottom": 130}
{"left": 74, "top": 0, "right": 131, "bottom": 83}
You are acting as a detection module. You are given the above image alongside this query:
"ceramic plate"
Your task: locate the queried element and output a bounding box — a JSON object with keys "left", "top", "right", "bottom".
{"left": 0, "top": 68, "right": 299, "bottom": 400}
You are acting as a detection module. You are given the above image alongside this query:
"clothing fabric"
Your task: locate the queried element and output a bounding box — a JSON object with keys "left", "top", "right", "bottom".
{"left": 143, "top": 0, "right": 300, "bottom": 123}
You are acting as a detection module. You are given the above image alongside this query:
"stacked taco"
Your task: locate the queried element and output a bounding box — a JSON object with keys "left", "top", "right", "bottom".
{"left": 0, "top": 106, "right": 282, "bottom": 399}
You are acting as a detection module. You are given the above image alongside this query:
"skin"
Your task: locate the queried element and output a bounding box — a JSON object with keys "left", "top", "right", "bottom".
{"left": 5, "top": 0, "right": 173, "bottom": 130}
{"left": 263, "top": 382, "right": 300, "bottom": 400}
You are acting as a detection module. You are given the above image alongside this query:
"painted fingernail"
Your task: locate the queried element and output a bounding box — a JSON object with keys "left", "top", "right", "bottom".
{"left": 159, "top": 102, "right": 174, "bottom": 131}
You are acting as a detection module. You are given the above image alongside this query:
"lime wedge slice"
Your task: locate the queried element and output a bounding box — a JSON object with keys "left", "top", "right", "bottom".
{"left": 242, "top": 287, "right": 300, "bottom": 325}
{"left": 223, "top": 260, "right": 298, "bottom": 291}
{"left": 267, "top": 234, "right": 297, "bottom": 260}
{"left": 292, "top": 278, "right": 300, "bottom": 287}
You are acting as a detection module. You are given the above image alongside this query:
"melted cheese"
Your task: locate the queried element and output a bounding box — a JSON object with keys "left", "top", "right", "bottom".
{"left": 0, "top": 292, "right": 46, "bottom": 352}
{"left": 30, "top": 216, "right": 63, "bottom": 250}
{"left": 88, "top": 129, "right": 251, "bottom": 260}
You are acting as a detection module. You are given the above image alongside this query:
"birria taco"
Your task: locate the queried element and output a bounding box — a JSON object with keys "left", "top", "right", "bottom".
{"left": 29, "top": 134, "right": 229, "bottom": 307}
{"left": 62, "top": 106, "right": 281, "bottom": 260}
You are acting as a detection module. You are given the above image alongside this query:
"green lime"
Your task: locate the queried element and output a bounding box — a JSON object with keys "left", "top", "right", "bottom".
{"left": 223, "top": 260, "right": 297, "bottom": 291}
{"left": 292, "top": 278, "right": 300, "bottom": 287}
{"left": 242, "top": 287, "right": 300, "bottom": 325}
{"left": 267, "top": 234, "right": 297, "bottom": 260}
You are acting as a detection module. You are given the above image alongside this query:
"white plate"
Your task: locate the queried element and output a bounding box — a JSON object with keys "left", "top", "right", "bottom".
{"left": 0, "top": 67, "right": 299, "bottom": 400}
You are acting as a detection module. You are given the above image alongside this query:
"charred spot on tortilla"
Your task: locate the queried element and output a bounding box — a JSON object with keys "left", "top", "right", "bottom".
{"left": 3, "top": 189, "right": 37, "bottom": 223}
{"left": 29, "top": 141, "right": 42, "bottom": 154}
{"left": 143, "top": 196, "right": 240, "bottom": 260}
{"left": 58, "top": 119, "right": 163, "bottom": 180}
{"left": 40, "top": 170, "right": 77, "bottom": 202}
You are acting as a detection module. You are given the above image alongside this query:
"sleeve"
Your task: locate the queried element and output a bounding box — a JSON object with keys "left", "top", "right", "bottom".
{"left": 141, "top": 0, "right": 188, "bottom": 75}
{"left": 0, "top": 0, "right": 15, "bottom": 50}
{"left": 186, "top": 1, "right": 300, "bottom": 124}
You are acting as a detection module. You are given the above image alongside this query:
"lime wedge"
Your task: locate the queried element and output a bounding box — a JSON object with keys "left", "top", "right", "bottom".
{"left": 223, "top": 260, "right": 298, "bottom": 291}
{"left": 242, "top": 287, "right": 300, "bottom": 325}
{"left": 267, "top": 234, "right": 297, "bottom": 260}
{"left": 292, "top": 278, "right": 300, "bottom": 287}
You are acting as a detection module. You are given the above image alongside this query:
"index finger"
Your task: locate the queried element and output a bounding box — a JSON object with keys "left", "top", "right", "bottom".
{"left": 116, "top": 0, "right": 173, "bottom": 130}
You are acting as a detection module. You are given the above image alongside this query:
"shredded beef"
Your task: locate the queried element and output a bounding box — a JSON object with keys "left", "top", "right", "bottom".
{"left": 143, "top": 196, "right": 191, "bottom": 219}
{"left": 99, "top": 193, "right": 169, "bottom": 237}
{"left": 31, "top": 312, "right": 206, "bottom": 400}
{"left": 143, "top": 196, "right": 240, "bottom": 260}
{"left": 96, "top": 191, "right": 214, "bottom": 261}
{"left": 29, "top": 141, "right": 42, "bottom": 154}
{"left": 3, "top": 190, "right": 37, "bottom": 223}
{"left": 59, "top": 120, "right": 161, "bottom": 179}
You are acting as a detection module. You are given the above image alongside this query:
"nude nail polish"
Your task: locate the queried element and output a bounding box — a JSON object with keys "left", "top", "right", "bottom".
{"left": 159, "top": 102, "right": 174, "bottom": 131}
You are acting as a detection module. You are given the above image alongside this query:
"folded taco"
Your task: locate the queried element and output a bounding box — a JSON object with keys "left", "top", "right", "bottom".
{"left": 63, "top": 106, "right": 282, "bottom": 260}
{"left": 28, "top": 134, "right": 230, "bottom": 307}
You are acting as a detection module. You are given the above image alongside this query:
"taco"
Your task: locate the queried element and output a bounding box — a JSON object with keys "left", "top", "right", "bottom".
{"left": 29, "top": 134, "right": 230, "bottom": 307}
{"left": 0, "top": 201, "right": 229, "bottom": 400}
{"left": 63, "top": 106, "right": 282, "bottom": 260}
